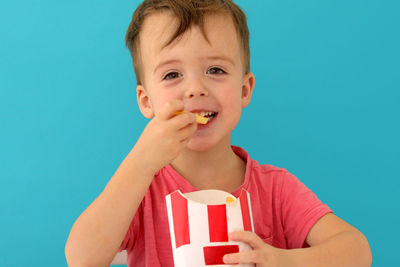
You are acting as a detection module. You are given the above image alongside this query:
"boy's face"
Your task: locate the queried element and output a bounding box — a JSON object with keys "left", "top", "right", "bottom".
{"left": 137, "top": 12, "right": 254, "bottom": 151}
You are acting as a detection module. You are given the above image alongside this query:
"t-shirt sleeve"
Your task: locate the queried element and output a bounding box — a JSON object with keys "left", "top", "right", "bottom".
{"left": 280, "top": 171, "right": 333, "bottom": 248}
{"left": 118, "top": 203, "right": 143, "bottom": 252}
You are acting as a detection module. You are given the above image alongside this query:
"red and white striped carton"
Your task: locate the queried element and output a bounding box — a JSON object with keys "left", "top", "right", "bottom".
{"left": 166, "top": 189, "right": 255, "bottom": 267}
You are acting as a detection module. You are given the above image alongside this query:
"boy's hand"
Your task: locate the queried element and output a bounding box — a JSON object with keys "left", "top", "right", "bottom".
{"left": 223, "top": 231, "right": 289, "bottom": 267}
{"left": 134, "top": 99, "right": 197, "bottom": 175}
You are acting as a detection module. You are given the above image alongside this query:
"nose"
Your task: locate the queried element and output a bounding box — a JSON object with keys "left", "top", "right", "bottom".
{"left": 184, "top": 83, "right": 209, "bottom": 99}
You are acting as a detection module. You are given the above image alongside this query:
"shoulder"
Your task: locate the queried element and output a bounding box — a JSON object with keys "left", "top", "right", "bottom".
{"left": 254, "top": 163, "right": 289, "bottom": 175}
{"left": 252, "top": 164, "right": 303, "bottom": 190}
{"left": 246, "top": 161, "right": 298, "bottom": 199}
{"left": 250, "top": 160, "right": 292, "bottom": 184}
{"left": 246, "top": 158, "right": 310, "bottom": 199}
{"left": 233, "top": 145, "right": 290, "bottom": 177}
{"left": 233, "top": 145, "right": 296, "bottom": 188}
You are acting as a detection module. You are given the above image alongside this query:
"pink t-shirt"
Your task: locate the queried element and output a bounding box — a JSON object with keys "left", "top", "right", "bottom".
{"left": 119, "top": 146, "right": 332, "bottom": 266}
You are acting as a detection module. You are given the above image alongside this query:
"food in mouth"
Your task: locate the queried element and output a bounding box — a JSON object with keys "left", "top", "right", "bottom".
{"left": 174, "top": 111, "right": 216, "bottom": 124}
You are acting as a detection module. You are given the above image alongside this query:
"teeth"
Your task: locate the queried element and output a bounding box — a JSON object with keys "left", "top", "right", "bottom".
{"left": 198, "top": 111, "right": 215, "bottom": 117}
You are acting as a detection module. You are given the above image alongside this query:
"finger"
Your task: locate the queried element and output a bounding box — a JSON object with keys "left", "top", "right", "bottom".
{"left": 223, "top": 250, "right": 264, "bottom": 264}
{"left": 229, "top": 231, "right": 265, "bottom": 249}
{"left": 177, "top": 121, "right": 197, "bottom": 141}
{"left": 158, "top": 99, "right": 184, "bottom": 121}
{"left": 170, "top": 111, "right": 196, "bottom": 130}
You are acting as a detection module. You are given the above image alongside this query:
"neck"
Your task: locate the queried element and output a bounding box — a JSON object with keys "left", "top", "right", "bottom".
{"left": 170, "top": 141, "right": 246, "bottom": 192}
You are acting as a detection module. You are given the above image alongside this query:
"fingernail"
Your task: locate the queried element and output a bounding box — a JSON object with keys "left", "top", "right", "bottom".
{"left": 223, "top": 255, "right": 232, "bottom": 263}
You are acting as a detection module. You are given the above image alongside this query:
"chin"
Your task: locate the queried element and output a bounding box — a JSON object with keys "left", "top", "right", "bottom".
{"left": 185, "top": 139, "right": 217, "bottom": 152}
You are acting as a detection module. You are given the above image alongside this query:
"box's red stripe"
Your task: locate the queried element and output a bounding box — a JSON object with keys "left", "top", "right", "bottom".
{"left": 207, "top": 204, "right": 228, "bottom": 242}
{"left": 203, "top": 245, "right": 239, "bottom": 265}
{"left": 240, "top": 191, "right": 252, "bottom": 231}
{"left": 171, "top": 192, "right": 190, "bottom": 248}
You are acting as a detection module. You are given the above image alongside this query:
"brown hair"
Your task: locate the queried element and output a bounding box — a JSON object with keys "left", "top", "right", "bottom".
{"left": 125, "top": 0, "right": 250, "bottom": 85}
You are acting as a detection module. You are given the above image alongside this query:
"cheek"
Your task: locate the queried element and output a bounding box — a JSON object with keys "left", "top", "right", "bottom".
{"left": 220, "top": 86, "right": 243, "bottom": 108}
{"left": 151, "top": 91, "right": 181, "bottom": 114}
{"left": 219, "top": 91, "right": 243, "bottom": 121}
{"left": 227, "top": 88, "right": 244, "bottom": 120}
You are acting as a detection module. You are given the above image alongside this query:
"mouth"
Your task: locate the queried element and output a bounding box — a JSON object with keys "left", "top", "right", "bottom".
{"left": 195, "top": 111, "right": 218, "bottom": 124}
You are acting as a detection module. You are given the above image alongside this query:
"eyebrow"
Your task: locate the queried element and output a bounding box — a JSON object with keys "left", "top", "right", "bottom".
{"left": 154, "top": 59, "right": 181, "bottom": 74}
{"left": 205, "top": 56, "right": 235, "bottom": 66}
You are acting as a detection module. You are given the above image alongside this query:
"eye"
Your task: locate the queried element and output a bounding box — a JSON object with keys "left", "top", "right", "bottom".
{"left": 207, "top": 67, "right": 226, "bottom": 75}
{"left": 163, "top": 72, "right": 182, "bottom": 80}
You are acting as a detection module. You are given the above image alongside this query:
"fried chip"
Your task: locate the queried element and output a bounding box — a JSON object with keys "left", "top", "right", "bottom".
{"left": 174, "top": 111, "right": 208, "bottom": 124}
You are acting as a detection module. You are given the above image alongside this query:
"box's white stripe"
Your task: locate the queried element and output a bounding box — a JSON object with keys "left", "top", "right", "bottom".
{"left": 186, "top": 200, "right": 209, "bottom": 266}
{"left": 246, "top": 191, "right": 255, "bottom": 232}
{"left": 226, "top": 201, "right": 244, "bottom": 234}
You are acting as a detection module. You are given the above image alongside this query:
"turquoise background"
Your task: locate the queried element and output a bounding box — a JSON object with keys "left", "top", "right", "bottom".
{"left": 0, "top": 0, "right": 398, "bottom": 266}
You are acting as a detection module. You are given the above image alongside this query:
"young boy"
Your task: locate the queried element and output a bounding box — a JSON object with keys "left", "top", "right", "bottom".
{"left": 65, "top": 0, "right": 372, "bottom": 266}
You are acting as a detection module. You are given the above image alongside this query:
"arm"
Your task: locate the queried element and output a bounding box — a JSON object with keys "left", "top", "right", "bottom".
{"left": 65, "top": 100, "right": 197, "bottom": 267}
{"left": 64, "top": 147, "right": 154, "bottom": 267}
{"left": 286, "top": 213, "right": 372, "bottom": 266}
{"left": 223, "top": 213, "right": 372, "bottom": 267}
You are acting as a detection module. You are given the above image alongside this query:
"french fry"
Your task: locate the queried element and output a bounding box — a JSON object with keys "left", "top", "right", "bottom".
{"left": 174, "top": 111, "right": 208, "bottom": 124}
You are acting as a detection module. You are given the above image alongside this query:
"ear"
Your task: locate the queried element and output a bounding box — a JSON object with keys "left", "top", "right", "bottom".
{"left": 137, "top": 85, "right": 155, "bottom": 119}
{"left": 241, "top": 72, "right": 255, "bottom": 108}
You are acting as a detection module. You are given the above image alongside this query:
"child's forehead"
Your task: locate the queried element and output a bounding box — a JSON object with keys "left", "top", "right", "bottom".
{"left": 140, "top": 11, "right": 238, "bottom": 53}
{"left": 140, "top": 12, "right": 177, "bottom": 49}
